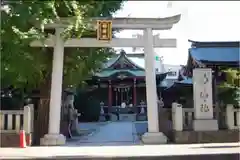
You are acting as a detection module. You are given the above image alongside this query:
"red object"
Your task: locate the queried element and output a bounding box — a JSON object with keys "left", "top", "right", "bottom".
{"left": 108, "top": 81, "right": 112, "bottom": 107}
{"left": 19, "top": 130, "right": 27, "bottom": 148}
{"left": 26, "top": 134, "right": 31, "bottom": 146}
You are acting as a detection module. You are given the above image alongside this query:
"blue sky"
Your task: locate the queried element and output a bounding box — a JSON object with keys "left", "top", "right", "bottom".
{"left": 113, "top": 1, "right": 240, "bottom": 65}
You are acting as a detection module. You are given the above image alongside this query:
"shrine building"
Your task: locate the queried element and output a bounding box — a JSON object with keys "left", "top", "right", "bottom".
{"left": 86, "top": 50, "right": 181, "bottom": 107}
{"left": 162, "top": 40, "right": 240, "bottom": 107}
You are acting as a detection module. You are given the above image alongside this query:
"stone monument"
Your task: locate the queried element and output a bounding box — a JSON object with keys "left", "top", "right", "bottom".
{"left": 100, "top": 102, "right": 105, "bottom": 114}
{"left": 99, "top": 102, "right": 106, "bottom": 121}
{"left": 140, "top": 106, "right": 145, "bottom": 114}
{"left": 192, "top": 68, "right": 218, "bottom": 131}
{"left": 138, "top": 101, "right": 147, "bottom": 121}
{"left": 121, "top": 102, "right": 126, "bottom": 108}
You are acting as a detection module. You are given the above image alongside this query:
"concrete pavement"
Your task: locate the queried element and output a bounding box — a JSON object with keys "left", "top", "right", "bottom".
{"left": 67, "top": 121, "right": 140, "bottom": 146}
{"left": 0, "top": 143, "right": 239, "bottom": 159}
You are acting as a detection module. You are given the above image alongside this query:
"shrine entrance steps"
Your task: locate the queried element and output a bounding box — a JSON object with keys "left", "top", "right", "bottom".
{"left": 66, "top": 121, "right": 141, "bottom": 146}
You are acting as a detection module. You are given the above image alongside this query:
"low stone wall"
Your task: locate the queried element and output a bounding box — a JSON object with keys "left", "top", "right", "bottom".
{"left": 119, "top": 114, "right": 136, "bottom": 121}
{"left": 158, "top": 109, "right": 173, "bottom": 141}
{"left": 0, "top": 133, "right": 32, "bottom": 148}
{"left": 173, "top": 130, "right": 240, "bottom": 144}
{"left": 100, "top": 113, "right": 148, "bottom": 121}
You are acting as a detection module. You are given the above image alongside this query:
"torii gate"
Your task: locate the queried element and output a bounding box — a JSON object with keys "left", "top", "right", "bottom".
{"left": 31, "top": 15, "right": 181, "bottom": 145}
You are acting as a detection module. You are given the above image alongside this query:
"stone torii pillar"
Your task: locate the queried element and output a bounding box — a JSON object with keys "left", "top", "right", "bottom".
{"left": 31, "top": 15, "right": 181, "bottom": 145}
{"left": 40, "top": 28, "right": 66, "bottom": 146}
{"left": 141, "top": 28, "right": 167, "bottom": 144}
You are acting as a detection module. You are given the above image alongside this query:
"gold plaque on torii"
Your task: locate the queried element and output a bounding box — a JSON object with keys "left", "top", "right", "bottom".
{"left": 97, "top": 20, "right": 112, "bottom": 41}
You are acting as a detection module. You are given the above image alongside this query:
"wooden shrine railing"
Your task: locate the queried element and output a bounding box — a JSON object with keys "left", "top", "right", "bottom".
{"left": 0, "top": 104, "right": 34, "bottom": 134}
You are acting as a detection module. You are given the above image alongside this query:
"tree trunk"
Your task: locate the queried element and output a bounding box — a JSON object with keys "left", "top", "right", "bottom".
{"left": 34, "top": 74, "right": 52, "bottom": 145}
{"left": 33, "top": 49, "right": 53, "bottom": 145}
{"left": 33, "top": 48, "right": 71, "bottom": 144}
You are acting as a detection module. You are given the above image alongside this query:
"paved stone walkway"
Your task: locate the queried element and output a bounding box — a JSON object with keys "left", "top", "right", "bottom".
{"left": 67, "top": 122, "right": 140, "bottom": 146}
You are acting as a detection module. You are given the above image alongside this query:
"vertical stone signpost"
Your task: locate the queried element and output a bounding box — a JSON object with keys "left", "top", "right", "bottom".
{"left": 193, "top": 68, "right": 218, "bottom": 131}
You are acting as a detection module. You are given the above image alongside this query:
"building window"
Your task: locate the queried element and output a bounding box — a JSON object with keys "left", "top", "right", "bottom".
{"left": 167, "top": 71, "right": 177, "bottom": 76}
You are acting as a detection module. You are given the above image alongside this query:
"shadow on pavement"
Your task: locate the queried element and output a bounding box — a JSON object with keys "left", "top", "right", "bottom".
{"left": 9, "top": 153, "right": 238, "bottom": 160}
{"left": 66, "top": 142, "right": 142, "bottom": 147}
{"left": 191, "top": 144, "right": 240, "bottom": 149}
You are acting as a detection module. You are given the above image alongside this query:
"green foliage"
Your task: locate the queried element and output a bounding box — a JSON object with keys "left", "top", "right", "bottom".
{"left": 74, "top": 89, "right": 100, "bottom": 122}
{"left": 1, "top": 97, "right": 21, "bottom": 110}
{"left": 218, "top": 68, "right": 240, "bottom": 106}
{"left": 1, "top": 1, "right": 124, "bottom": 90}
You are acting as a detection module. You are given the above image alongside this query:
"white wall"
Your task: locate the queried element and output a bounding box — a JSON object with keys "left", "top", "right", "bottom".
{"left": 164, "top": 64, "right": 181, "bottom": 79}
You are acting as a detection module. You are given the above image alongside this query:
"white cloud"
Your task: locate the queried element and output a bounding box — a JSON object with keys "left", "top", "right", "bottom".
{"left": 113, "top": 1, "right": 240, "bottom": 65}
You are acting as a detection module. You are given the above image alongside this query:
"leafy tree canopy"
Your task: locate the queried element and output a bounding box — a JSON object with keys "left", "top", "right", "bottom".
{"left": 219, "top": 68, "right": 240, "bottom": 106}
{"left": 1, "top": 0, "right": 124, "bottom": 91}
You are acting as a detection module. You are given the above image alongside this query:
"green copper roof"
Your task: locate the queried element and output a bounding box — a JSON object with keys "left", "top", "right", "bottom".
{"left": 95, "top": 69, "right": 169, "bottom": 78}
{"left": 95, "top": 69, "right": 163, "bottom": 78}
{"left": 94, "top": 50, "right": 167, "bottom": 78}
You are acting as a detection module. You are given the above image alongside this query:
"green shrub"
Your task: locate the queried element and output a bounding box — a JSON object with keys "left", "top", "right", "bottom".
{"left": 74, "top": 89, "right": 100, "bottom": 122}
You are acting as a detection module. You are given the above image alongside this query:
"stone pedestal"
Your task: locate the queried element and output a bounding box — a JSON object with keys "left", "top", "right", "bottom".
{"left": 110, "top": 114, "right": 118, "bottom": 121}
{"left": 70, "top": 119, "right": 81, "bottom": 136}
{"left": 99, "top": 115, "right": 106, "bottom": 121}
{"left": 71, "top": 118, "right": 78, "bottom": 132}
{"left": 41, "top": 134, "right": 66, "bottom": 146}
{"left": 193, "top": 119, "right": 218, "bottom": 131}
{"left": 119, "top": 114, "right": 136, "bottom": 121}
{"left": 137, "top": 114, "right": 147, "bottom": 121}
{"left": 141, "top": 132, "right": 168, "bottom": 144}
